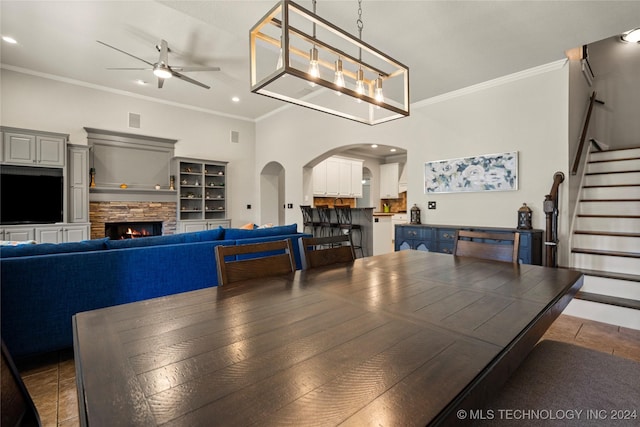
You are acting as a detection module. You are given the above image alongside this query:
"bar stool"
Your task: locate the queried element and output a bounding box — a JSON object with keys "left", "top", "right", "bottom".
{"left": 315, "top": 205, "right": 335, "bottom": 238}
{"left": 334, "top": 205, "right": 364, "bottom": 258}
{"left": 300, "top": 205, "right": 321, "bottom": 236}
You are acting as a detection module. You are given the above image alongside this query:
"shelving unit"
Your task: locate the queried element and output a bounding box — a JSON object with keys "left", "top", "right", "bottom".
{"left": 175, "top": 158, "right": 229, "bottom": 230}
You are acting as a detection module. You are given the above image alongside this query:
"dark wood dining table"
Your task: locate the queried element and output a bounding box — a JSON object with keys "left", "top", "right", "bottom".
{"left": 73, "top": 250, "right": 583, "bottom": 426}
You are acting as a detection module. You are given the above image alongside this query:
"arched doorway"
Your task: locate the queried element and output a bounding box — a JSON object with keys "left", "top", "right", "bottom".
{"left": 260, "top": 161, "right": 285, "bottom": 226}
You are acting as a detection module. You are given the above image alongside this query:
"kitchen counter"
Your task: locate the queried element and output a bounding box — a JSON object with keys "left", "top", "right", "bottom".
{"left": 308, "top": 207, "right": 373, "bottom": 256}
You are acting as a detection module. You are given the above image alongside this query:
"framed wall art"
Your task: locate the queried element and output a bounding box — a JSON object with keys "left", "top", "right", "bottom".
{"left": 424, "top": 151, "right": 518, "bottom": 193}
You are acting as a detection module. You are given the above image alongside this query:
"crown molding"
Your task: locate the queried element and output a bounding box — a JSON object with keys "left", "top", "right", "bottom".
{"left": 0, "top": 64, "right": 254, "bottom": 123}
{"left": 413, "top": 59, "right": 568, "bottom": 109}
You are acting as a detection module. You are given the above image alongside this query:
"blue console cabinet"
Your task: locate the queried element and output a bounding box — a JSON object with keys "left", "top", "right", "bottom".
{"left": 395, "top": 224, "right": 543, "bottom": 265}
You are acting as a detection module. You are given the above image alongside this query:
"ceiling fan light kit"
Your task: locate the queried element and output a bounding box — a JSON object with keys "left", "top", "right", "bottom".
{"left": 250, "top": 0, "right": 409, "bottom": 125}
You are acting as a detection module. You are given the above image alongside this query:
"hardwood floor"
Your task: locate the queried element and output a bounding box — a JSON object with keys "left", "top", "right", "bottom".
{"left": 16, "top": 314, "right": 640, "bottom": 427}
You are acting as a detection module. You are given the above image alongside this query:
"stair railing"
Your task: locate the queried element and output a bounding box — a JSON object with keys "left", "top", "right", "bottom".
{"left": 543, "top": 172, "right": 565, "bottom": 267}
{"left": 571, "top": 91, "right": 605, "bottom": 175}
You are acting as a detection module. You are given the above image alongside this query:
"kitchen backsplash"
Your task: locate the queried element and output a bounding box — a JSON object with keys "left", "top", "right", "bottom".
{"left": 313, "top": 197, "right": 356, "bottom": 208}
{"left": 381, "top": 191, "right": 407, "bottom": 212}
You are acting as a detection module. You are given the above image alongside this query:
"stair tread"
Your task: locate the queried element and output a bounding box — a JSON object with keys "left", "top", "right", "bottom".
{"left": 586, "top": 170, "right": 640, "bottom": 175}
{"left": 575, "top": 291, "right": 640, "bottom": 310}
{"left": 577, "top": 214, "right": 640, "bottom": 218}
{"left": 580, "top": 199, "right": 640, "bottom": 202}
{"left": 572, "top": 248, "right": 640, "bottom": 258}
{"left": 576, "top": 268, "right": 640, "bottom": 283}
{"left": 589, "top": 156, "right": 640, "bottom": 164}
{"left": 583, "top": 184, "right": 640, "bottom": 188}
{"left": 574, "top": 230, "right": 640, "bottom": 238}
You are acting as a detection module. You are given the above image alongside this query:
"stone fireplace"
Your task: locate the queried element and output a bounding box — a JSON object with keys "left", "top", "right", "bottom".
{"left": 90, "top": 202, "right": 176, "bottom": 239}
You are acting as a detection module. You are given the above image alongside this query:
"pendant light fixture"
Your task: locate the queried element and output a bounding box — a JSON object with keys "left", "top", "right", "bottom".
{"left": 250, "top": 0, "right": 409, "bottom": 125}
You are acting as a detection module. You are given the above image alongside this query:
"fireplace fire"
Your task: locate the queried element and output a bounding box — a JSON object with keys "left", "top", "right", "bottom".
{"left": 105, "top": 221, "right": 163, "bottom": 240}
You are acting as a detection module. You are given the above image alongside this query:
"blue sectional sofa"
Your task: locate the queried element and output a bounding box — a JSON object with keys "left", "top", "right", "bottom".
{"left": 1, "top": 224, "right": 310, "bottom": 358}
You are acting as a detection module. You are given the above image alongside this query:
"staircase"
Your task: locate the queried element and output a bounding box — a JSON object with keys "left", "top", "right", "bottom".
{"left": 565, "top": 146, "right": 640, "bottom": 330}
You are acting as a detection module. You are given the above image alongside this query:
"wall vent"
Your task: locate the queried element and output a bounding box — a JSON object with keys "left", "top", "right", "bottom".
{"left": 128, "top": 112, "right": 141, "bottom": 129}
{"left": 230, "top": 130, "right": 240, "bottom": 143}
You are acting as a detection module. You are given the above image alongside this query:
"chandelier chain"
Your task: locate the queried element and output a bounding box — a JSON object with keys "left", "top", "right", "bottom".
{"left": 357, "top": 0, "right": 363, "bottom": 39}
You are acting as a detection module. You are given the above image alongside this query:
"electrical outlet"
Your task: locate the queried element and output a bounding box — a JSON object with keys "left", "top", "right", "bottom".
{"left": 246, "top": 204, "right": 251, "bottom": 209}
{"left": 287, "top": 203, "right": 293, "bottom": 209}
{"left": 428, "top": 201, "right": 437, "bottom": 210}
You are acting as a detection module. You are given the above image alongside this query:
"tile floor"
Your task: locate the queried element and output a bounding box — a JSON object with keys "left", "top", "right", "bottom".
{"left": 15, "top": 314, "right": 640, "bottom": 427}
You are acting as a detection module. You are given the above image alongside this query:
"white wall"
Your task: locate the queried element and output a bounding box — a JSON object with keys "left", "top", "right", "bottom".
{"left": 257, "top": 61, "right": 573, "bottom": 265}
{"left": 590, "top": 36, "right": 640, "bottom": 149}
{"left": 1, "top": 69, "right": 257, "bottom": 226}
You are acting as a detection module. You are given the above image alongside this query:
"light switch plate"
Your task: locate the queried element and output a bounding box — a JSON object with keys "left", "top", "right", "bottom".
{"left": 428, "top": 201, "right": 436, "bottom": 209}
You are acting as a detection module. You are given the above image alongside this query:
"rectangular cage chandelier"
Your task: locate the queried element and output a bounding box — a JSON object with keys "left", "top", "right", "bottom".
{"left": 250, "top": 0, "right": 410, "bottom": 125}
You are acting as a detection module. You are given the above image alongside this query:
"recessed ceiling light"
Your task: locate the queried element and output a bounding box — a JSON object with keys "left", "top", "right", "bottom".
{"left": 371, "top": 144, "right": 378, "bottom": 148}
{"left": 232, "top": 96, "right": 240, "bottom": 103}
{"left": 390, "top": 148, "right": 397, "bottom": 152}
{"left": 136, "top": 80, "right": 148, "bottom": 85}
{"left": 2, "top": 36, "right": 17, "bottom": 44}
{"left": 621, "top": 28, "right": 640, "bottom": 43}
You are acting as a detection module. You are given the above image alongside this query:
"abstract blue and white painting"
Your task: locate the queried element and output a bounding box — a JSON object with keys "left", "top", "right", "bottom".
{"left": 424, "top": 151, "right": 518, "bottom": 193}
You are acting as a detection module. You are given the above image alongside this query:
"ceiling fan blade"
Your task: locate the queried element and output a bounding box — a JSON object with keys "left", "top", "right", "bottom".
{"left": 97, "top": 41, "right": 154, "bottom": 66}
{"left": 171, "top": 70, "right": 210, "bottom": 89}
{"left": 158, "top": 77, "right": 165, "bottom": 89}
{"left": 106, "top": 67, "right": 151, "bottom": 70}
{"left": 172, "top": 66, "right": 221, "bottom": 72}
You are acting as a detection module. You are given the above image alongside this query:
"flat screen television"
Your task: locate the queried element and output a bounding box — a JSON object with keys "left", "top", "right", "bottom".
{"left": 1, "top": 165, "right": 64, "bottom": 225}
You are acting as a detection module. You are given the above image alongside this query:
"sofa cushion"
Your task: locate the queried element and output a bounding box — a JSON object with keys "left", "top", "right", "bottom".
{"left": 225, "top": 223, "right": 298, "bottom": 240}
{"left": 0, "top": 237, "right": 109, "bottom": 258}
{"left": 105, "top": 233, "right": 187, "bottom": 249}
{"left": 189, "top": 227, "right": 225, "bottom": 242}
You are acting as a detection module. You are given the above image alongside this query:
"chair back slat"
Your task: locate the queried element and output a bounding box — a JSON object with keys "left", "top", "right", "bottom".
{"left": 215, "top": 239, "right": 295, "bottom": 285}
{"left": 300, "top": 235, "right": 355, "bottom": 269}
{"left": 453, "top": 230, "right": 520, "bottom": 263}
{"left": 1, "top": 340, "right": 41, "bottom": 427}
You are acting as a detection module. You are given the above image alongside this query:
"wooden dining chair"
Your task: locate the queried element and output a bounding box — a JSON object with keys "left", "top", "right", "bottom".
{"left": 453, "top": 230, "right": 520, "bottom": 263}
{"left": 1, "top": 340, "right": 42, "bottom": 427}
{"left": 214, "top": 239, "right": 295, "bottom": 285}
{"left": 299, "top": 234, "right": 356, "bottom": 269}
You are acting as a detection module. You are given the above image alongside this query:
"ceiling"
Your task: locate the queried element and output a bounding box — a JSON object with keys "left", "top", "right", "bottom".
{"left": 1, "top": 1, "right": 639, "bottom": 123}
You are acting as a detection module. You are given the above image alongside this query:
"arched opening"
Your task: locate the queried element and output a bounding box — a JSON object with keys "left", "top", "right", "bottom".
{"left": 260, "top": 161, "right": 285, "bottom": 226}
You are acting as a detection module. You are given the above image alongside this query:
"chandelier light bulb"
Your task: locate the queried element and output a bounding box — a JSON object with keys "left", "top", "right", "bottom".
{"left": 374, "top": 76, "right": 384, "bottom": 103}
{"left": 355, "top": 67, "right": 365, "bottom": 95}
{"left": 308, "top": 47, "right": 320, "bottom": 78}
{"left": 334, "top": 58, "right": 345, "bottom": 88}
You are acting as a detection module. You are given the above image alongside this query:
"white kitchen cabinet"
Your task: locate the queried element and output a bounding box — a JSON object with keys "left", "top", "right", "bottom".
{"left": 313, "top": 157, "right": 363, "bottom": 198}
{"left": 350, "top": 160, "right": 363, "bottom": 197}
{"left": 372, "top": 215, "right": 393, "bottom": 255}
{"left": 398, "top": 163, "right": 407, "bottom": 193}
{"left": 380, "top": 163, "right": 400, "bottom": 199}
{"left": 324, "top": 158, "right": 341, "bottom": 196}
{"left": 312, "top": 161, "right": 327, "bottom": 195}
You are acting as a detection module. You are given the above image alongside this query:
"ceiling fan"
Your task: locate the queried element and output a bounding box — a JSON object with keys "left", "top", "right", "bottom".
{"left": 97, "top": 39, "right": 220, "bottom": 89}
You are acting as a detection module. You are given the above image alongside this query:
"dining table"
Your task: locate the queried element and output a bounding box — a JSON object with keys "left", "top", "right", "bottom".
{"left": 73, "top": 250, "right": 583, "bottom": 426}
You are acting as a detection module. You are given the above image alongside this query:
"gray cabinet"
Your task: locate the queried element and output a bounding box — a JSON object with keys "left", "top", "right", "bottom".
{"left": 0, "top": 227, "right": 35, "bottom": 242}
{"left": 68, "top": 144, "right": 89, "bottom": 223}
{"left": 175, "top": 157, "right": 228, "bottom": 224}
{"left": 36, "top": 224, "right": 89, "bottom": 243}
{"left": 2, "top": 128, "right": 66, "bottom": 167}
{"left": 177, "top": 219, "right": 231, "bottom": 234}
{"left": 395, "top": 224, "right": 543, "bottom": 265}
